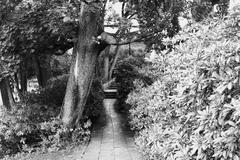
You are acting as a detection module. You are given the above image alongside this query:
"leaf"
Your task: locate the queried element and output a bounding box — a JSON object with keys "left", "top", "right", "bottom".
{"left": 225, "top": 121, "right": 236, "bottom": 127}
{"left": 228, "top": 82, "right": 233, "bottom": 90}
{"left": 63, "top": 16, "right": 71, "bottom": 23}
{"left": 233, "top": 78, "right": 238, "bottom": 85}
{"left": 235, "top": 54, "right": 240, "bottom": 63}
{"left": 234, "top": 155, "right": 240, "bottom": 160}
{"left": 212, "top": 71, "right": 220, "bottom": 79}
{"left": 234, "top": 66, "right": 240, "bottom": 71}
{"left": 216, "top": 85, "right": 227, "bottom": 94}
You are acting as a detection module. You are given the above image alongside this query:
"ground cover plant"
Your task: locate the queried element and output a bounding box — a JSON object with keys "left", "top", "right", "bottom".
{"left": 127, "top": 7, "right": 240, "bottom": 160}
{"left": 0, "top": 75, "right": 103, "bottom": 159}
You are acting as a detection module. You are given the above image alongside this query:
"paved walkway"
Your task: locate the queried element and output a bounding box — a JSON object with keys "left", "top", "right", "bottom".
{"left": 81, "top": 99, "right": 143, "bottom": 160}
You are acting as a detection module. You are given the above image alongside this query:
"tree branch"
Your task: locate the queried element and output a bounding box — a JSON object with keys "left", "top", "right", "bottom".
{"left": 98, "top": 31, "right": 152, "bottom": 46}
{"left": 122, "top": 1, "right": 126, "bottom": 17}
{"left": 127, "top": 12, "right": 138, "bottom": 19}
{"left": 104, "top": 24, "right": 139, "bottom": 28}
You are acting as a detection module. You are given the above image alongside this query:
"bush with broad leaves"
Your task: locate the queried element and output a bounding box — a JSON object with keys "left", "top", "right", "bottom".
{"left": 114, "top": 56, "right": 154, "bottom": 112}
{"left": 127, "top": 7, "right": 240, "bottom": 160}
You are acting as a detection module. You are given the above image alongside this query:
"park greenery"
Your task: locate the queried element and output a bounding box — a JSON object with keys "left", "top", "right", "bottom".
{"left": 0, "top": 0, "right": 240, "bottom": 159}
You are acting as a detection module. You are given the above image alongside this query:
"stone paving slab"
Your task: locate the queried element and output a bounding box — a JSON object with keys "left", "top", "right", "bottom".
{"left": 81, "top": 99, "right": 143, "bottom": 160}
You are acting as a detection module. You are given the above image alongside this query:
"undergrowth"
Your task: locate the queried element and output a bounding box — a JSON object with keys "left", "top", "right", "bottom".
{"left": 0, "top": 75, "right": 103, "bottom": 159}
{"left": 127, "top": 8, "right": 240, "bottom": 160}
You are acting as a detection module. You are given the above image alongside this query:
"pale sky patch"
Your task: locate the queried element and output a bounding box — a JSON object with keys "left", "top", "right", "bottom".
{"left": 104, "top": 1, "right": 139, "bottom": 33}
{"left": 178, "top": 17, "right": 188, "bottom": 28}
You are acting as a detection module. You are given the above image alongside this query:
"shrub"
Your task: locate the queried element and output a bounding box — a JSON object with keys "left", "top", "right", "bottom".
{"left": 127, "top": 79, "right": 176, "bottom": 131}
{"left": 25, "top": 74, "right": 104, "bottom": 119}
{"left": 127, "top": 10, "right": 240, "bottom": 160}
{"left": 114, "top": 56, "right": 154, "bottom": 109}
{"left": 0, "top": 103, "right": 91, "bottom": 158}
{"left": 25, "top": 75, "right": 68, "bottom": 107}
{"left": 0, "top": 75, "right": 103, "bottom": 158}
{"left": 190, "top": 1, "right": 213, "bottom": 22}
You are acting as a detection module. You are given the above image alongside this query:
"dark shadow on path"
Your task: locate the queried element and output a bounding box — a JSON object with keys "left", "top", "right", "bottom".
{"left": 112, "top": 100, "right": 135, "bottom": 138}
{"left": 81, "top": 98, "right": 142, "bottom": 160}
{"left": 90, "top": 99, "right": 134, "bottom": 137}
{"left": 90, "top": 103, "right": 107, "bottom": 130}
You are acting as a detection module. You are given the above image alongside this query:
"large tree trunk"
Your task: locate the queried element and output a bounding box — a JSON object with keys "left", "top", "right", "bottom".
{"left": 13, "top": 73, "right": 21, "bottom": 101}
{"left": 104, "top": 56, "right": 109, "bottom": 82}
{"left": 19, "top": 60, "right": 27, "bottom": 93}
{"left": 34, "top": 55, "right": 52, "bottom": 87}
{"left": 0, "top": 77, "right": 14, "bottom": 109}
{"left": 61, "top": 2, "right": 105, "bottom": 128}
{"left": 103, "top": 47, "right": 110, "bottom": 82}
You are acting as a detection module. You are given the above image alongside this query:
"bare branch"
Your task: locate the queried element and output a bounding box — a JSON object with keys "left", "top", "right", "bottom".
{"left": 104, "top": 24, "right": 139, "bottom": 28}
{"left": 127, "top": 12, "right": 138, "bottom": 19}
{"left": 109, "top": 38, "right": 143, "bottom": 45}
{"left": 98, "top": 32, "right": 117, "bottom": 44}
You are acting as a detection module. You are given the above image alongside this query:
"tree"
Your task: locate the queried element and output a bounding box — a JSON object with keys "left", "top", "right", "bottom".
{"left": 190, "top": 0, "right": 229, "bottom": 21}
{"left": 60, "top": 0, "right": 186, "bottom": 127}
{"left": 0, "top": 0, "right": 77, "bottom": 93}
{"left": 0, "top": 0, "right": 185, "bottom": 128}
{"left": 0, "top": 78, "right": 14, "bottom": 109}
{"left": 33, "top": 55, "right": 52, "bottom": 87}
{"left": 102, "top": 0, "right": 185, "bottom": 81}
{"left": 60, "top": 1, "right": 108, "bottom": 128}
{"left": 0, "top": 60, "right": 15, "bottom": 109}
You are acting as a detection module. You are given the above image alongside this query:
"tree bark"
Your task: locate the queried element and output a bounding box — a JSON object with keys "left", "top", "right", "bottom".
{"left": 103, "top": 47, "right": 110, "bottom": 82}
{"left": 12, "top": 73, "right": 21, "bottom": 101}
{"left": 61, "top": 2, "right": 105, "bottom": 128}
{"left": 0, "top": 77, "right": 14, "bottom": 109}
{"left": 14, "top": 73, "right": 20, "bottom": 93}
{"left": 109, "top": 44, "right": 120, "bottom": 80}
{"left": 34, "top": 55, "right": 52, "bottom": 87}
{"left": 20, "top": 60, "right": 27, "bottom": 93}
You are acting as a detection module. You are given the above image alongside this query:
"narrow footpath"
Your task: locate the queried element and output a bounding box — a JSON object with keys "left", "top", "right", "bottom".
{"left": 81, "top": 99, "right": 143, "bottom": 160}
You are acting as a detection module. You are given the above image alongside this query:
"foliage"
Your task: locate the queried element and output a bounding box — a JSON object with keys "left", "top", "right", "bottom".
{"left": 127, "top": 8, "right": 240, "bottom": 160}
{"left": 51, "top": 54, "right": 71, "bottom": 77}
{"left": 0, "top": 74, "right": 104, "bottom": 158}
{"left": 25, "top": 74, "right": 104, "bottom": 119}
{"left": 114, "top": 56, "right": 153, "bottom": 111}
{"left": 25, "top": 75, "right": 68, "bottom": 107}
{"left": 0, "top": 0, "right": 77, "bottom": 56}
{"left": 0, "top": 102, "right": 91, "bottom": 159}
{"left": 124, "top": 0, "right": 186, "bottom": 50}
{"left": 190, "top": 1, "right": 213, "bottom": 22}
{"left": 0, "top": 0, "right": 77, "bottom": 79}
{"left": 189, "top": 0, "right": 229, "bottom": 22}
